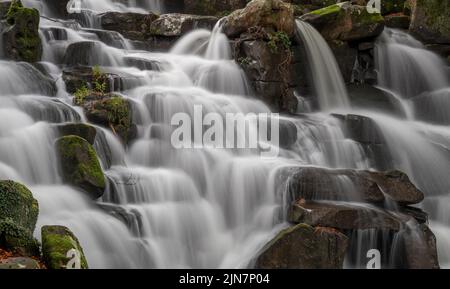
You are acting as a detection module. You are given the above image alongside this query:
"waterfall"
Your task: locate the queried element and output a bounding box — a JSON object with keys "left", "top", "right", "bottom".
{"left": 295, "top": 20, "right": 350, "bottom": 110}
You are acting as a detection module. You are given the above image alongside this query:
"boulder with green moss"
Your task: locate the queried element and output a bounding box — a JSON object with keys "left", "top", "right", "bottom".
{"left": 56, "top": 136, "right": 106, "bottom": 199}
{"left": 0, "top": 218, "right": 40, "bottom": 256}
{"left": 0, "top": 180, "right": 39, "bottom": 232}
{"left": 255, "top": 224, "right": 348, "bottom": 269}
{"left": 409, "top": 0, "right": 450, "bottom": 44}
{"left": 300, "top": 2, "right": 385, "bottom": 42}
{"left": 56, "top": 123, "right": 97, "bottom": 145}
{"left": 41, "top": 225, "right": 88, "bottom": 269}
{"left": 223, "top": 0, "right": 295, "bottom": 38}
{"left": 1, "top": 0, "right": 42, "bottom": 62}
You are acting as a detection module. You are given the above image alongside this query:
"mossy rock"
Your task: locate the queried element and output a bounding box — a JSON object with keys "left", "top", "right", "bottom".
{"left": 56, "top": 135, "right": 105, "bottom": 199}
{"left": 41, "top": 225, "right": 88, "bottom": 269}
{"left": 409, "top": 0, "right": 450, "bottom": 44}
{"left": 300, "top": 2, "right": 385, "bottom": 41}
{"left": 56, "top": 123, "right": 97, "bottom": 145}
{"left": 0, "top": 218, "right": 40, "bottom": 257}
{"left": 2, "top": 0, "right": 42, "bottom": 62}
{"left": 0, "top": 180, "right": 39, "bottom": 233}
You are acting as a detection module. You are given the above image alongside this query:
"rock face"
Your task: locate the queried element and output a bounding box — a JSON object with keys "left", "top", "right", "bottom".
{"left": 255, "top": 224, "right": 348, "bottom": 269}
{"left": 0, "top": 257, "right": 40, "bottom": 269}
{"left": 0, "top": 181, "right": 39, "bottom": 256}
{"left": 409, "top": 0, "right": 450, "bottom": 44}
{"left": 1, "top": 0, "right": 42, "bottom": 62}
{"left": 149, "top": 14, "right": 218, "bottom": 37}
{"left": 183, "top": 0, "right": 248, "bottom": 15}
{"left": 56, "top": 123, "right": 97, "bottom": 145}
{"left": 223, "top": 0, "right": 295, "bottom": 38}
{"left": 41, "top": 225, "right": 88, "bottom": 269}
{"left": 300, "top": 2, "right": 385, "bottom": 42}
{"left": 100, "top": 12, "right": 158, "bottom": 41}
{"left": 56, "top": 136, "right": 106, "bottom": 199}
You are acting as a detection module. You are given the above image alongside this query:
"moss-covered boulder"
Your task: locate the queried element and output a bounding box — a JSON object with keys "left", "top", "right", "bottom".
{"left": 255, "top": 224, "right": 348, "bottom": 269}
{"left": 300, "top": 2, "right": 385, "bottom": 42}
{"left": 0, "top": 218, "right": 39, "bottom": 256}
{"left": 409, "top": 0, "right": 450, "bottom": 44}
{"left": 223, "top": 0, "right": 295, "bottom": 38}
{"left": 41, "top": 225, "right": 88, "bottom": 269}
{"left": 0, "top": 180, "right": 39, "bottom": 232}
{"left": 75, "top": 93, "right": 135, "bottom": 144}
{"left": 1, "top": 0, "right": 42, "bottom": 62}
{"left": 56, "top": 123, "right": 97, "bottom": 145}
{"left": 56, "top": 135, "right": 106, "bottom": 199}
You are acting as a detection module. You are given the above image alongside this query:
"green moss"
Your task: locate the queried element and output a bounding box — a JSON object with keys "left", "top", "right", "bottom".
{"left": 268, "top": 31, "right": 292, "bottom": 53}
{"left": 0, "top": 180, "right": 39, "bottom": 233}
{"left": 56, "top": 135, "right": 105, "bottom": 195}
{"left": 310, "top": 3, "right": 342, "bottom": 16}
{"left": 42, "top": 226, "right": 88, "bottom": 269}
{"left": 417, "top": 0, "right": 450, "bottom": 37}
{"left": 0, "top": 218, "right": 39, "bottom": 256}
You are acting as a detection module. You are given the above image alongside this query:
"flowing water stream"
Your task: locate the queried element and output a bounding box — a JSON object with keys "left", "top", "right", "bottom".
{"left": 1, "top": 1, "right": 449, "bottom": 268}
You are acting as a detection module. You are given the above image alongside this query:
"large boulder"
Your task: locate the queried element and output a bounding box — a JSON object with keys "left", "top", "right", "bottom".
{"left": 55, "top": 123, "right": 97, "bottom": 145}
{"left": 403, "top": 223, "right": 440, "bottom": 269}
{"left": 223, "top": 0, "right": 295, "bottom": 38}
{"left": 100, "top": 12, "right": 159, "bottom": 41}
{"left": 300, "top": 2, "right": 385, "bottom": 42}
{"left": 409, "top": 0, "right": 450, "bottom": 44}
{"left": 0, "top": 218, "right": 39, "bottom": 256}
{"left": 56, "top": 135, "right": 106, "bottom": 199}
{"left": 41, "top": 225, "right": 88, "bottom": 269}
{"left": 149, "top": 14, "right": 218, "bottom": 37}
{"left": 255, "top": 224, "right": 348, "bottom": 269}
{"left": 0, "top": 180, "right": 39, "bottom": 233}
{"left": 1, "top": 0, "right": 42, "bottom": 62}
{"left": 286, "top": 167, "right": 424, "bottom": 205}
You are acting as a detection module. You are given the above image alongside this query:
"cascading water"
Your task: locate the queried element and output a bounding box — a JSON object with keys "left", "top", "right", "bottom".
{"left": 1, "top": 0, "right": 449, "bottom": 269}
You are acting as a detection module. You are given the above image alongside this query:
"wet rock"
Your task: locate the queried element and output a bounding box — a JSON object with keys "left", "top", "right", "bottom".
{"left": 56, "top": 123, "right": 97, "bottom": 145}
{"left": 62, "top": 66, "right": 122, "bottom": 94}
{"left": 287, "top": 167, "right": 424, "bottom": 205}
{"left": 342, "top": 114, "right": 385, "bottom": 145}
{"left": 0, "top": 180, "right": 39, "bottom": 233}
{"left": 403, "top": 223, "right": 440, "bottom": 269}
{"left": 100, "top": 12, "right": 159, "bottom": 41}
{"left": 385, "top": 13, "right": 411, "bottom": 29}
{"left": 183, "top": 0, "right": 248, "bottom": 16}
{"left": 409, "top": 0, "right": 450, "bottom": 44}
{"left": 223, "top": 0, "right": 295, "bottom": 39}
{"left": 41, "top": 225, "right": 88, "bottom": 269}
{"left": 300, "top": 2, "right": 385, "bottom": 42}
{"left": 351, "top": 0, "right": 406, "bottom": 15}
{"left": 42, "top": 0, "right": 70, "bottom": 19}
{"left": 288, "top": 200, "right": 403, "bottom": 231}
{"left": 63, "top": 41, "right": 112, "bottom": 67}
{"left": 329, "top": 40, "right": 358, "bottom": 83}
{"left": 56, "top": 135, "right": 106, "bottom": 199}
{"left": 83, "top": 29, "right": 129, "bottom": 49}
{"left": 279, "top": 118, "right": 298, "bottom": 149}
{"left": 255, "top": 224, "right": 348, "bottom": 269}
{"left": 124, "top": 56, "right": 165, "bottom": 71}
{"left": 1, "top": 0, "right": 42, "bottom": 62}
{"left": 75, "top": 94, "right": 135, "bottom": 144}
{"left": 149, "top": 14, "right": 218, "bottom": 37}
{"left": 0, "top": 257, "right": 40, "bottom": 269}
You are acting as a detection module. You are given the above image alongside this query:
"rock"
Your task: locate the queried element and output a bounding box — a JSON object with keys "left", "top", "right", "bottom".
{"left": 286, "top": 167, "right": 424, "bottom": 205}
{"left": 409, "top": 0, "right": 450, "bottom": 44}
{"left": 329, "top": 40, "right": 358, "bottom": 83}
{"left": 0, "top": 218, "right": 39, "bottom": 256}
{"left": 403, "top": 223, "right": 440, "bottom": 269}
{"left": 41, "top": 225, "right": 88, "bottom": 269}
{"left": 223, "top": 0, "right": 295, "bottom": 39}
{"left": 42, "top": 0, "right": 70, "bottom": 19}
{"left": 63, "top": 41, "right": 108, "bottom": 67}
{"left": 100, "top": 12, "right": 159, "bottom": 41}
{"left": 279, "top": 118, "right": 298, "bottom": 148}
{"left": 300, "top": 2, "right": 385, "bottom": 42}
{"left": 347, "top": 84, "right": 406, "bottom": 117}
{"left": 0, "top": 257, "right": 40, "bottom": 269}
{"left": 56, "top": 123, "right": 97, "bottom": 145}
{"left": 75, "top": 94, "right": 135, "bottom": 144}
{"left": 255, "top": 224, "right": 348, "bottom": 269}
{"left": 385, "top": 13, "right": 411, "bottom": 29}
{"left": 56, "top": 135, "right": 106, "bottom": 199}
{"left": 149, "top": 14, "right": 218, "bottom": 37}
{"left": 1, "top": 0, "right": 42, "bottom": 62}
{"left": 0, "top": 180, "right": 39, "bottom": 232}
{"left": 351, "top": 0, "right": 406, "bottom": 15}
{"left": 235, "top": 39, "right": 298, "bottom": 112}
{"left": 62, "top": 66, "right": 122, "bottom": 94}
{"left": 288, "top": 200, "right": 403, "bottom": 231}
{"left": 184, "top": 0, "right": 248, "bottom": 16}
{"left": 342, "top": 114, "right": 385, "bottom": 145}
{"left": 124, "top": 57, "right": 165, "bottom": 71}
{"left": 0, "top": 1, "right": 12, "bottom": 18}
